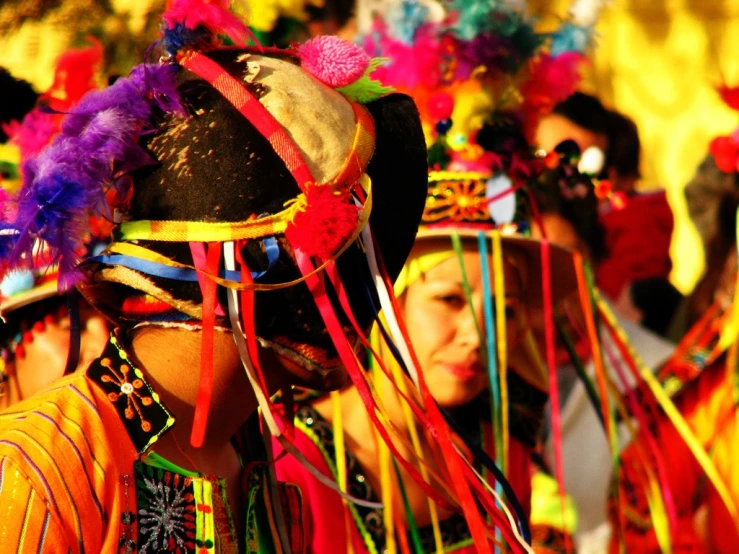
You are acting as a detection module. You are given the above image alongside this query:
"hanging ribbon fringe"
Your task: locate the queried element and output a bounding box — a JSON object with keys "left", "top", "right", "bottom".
{"left": 596, "top": 295, "right": 739, "bottom": 530}
{"left": 359, "top": 224, "right": 529, "bottom": 552}
{"left": 221, "top": 242, "right": 382, "bottom": 509}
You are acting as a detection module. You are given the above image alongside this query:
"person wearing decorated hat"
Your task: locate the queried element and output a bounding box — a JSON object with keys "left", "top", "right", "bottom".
{"left": 268, "top": 1, "right": 626, "bottom": 552}
{"left": 0, "top": 44, "right": 111, "bottom": 409}
{"left": 0, "top": 0, "right": 437, "bottom": 550}
{"left": 273, "top": 170, "right": 581, "bottom": 553}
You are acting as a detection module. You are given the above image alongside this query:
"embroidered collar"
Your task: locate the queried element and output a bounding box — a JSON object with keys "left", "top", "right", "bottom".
{"left": 88, "top": 331, "right": 175, "bottom": 455}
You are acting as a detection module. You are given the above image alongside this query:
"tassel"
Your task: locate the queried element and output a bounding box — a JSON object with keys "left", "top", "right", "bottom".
{"left": 285, "top": 186, "right": 359, "bottom": 260}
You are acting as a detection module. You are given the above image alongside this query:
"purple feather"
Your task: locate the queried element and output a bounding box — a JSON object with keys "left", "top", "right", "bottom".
{"left": 13, "top": 62, "right": 183, "bottom": 285}
{"left": 455, "top": 33, "right": 513, "bottom": 80}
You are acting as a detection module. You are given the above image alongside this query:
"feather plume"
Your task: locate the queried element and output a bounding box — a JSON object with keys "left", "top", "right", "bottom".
{"left": 162, "top": 0, "right": 255, "bottom": 53}
{"left": 13, "top": 63, "right": 183, "bottom": 287}
{"left": 4, "top": 40, "right": 103, "bottom": 166}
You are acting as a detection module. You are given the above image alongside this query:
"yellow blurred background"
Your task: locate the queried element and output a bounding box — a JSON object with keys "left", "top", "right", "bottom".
{"left": 2, "top": 0, "right": 739, "bottom": 294}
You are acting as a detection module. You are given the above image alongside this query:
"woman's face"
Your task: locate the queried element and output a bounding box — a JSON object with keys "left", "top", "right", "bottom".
{"left": 14, "top": 305, "right": 109, "bottom": 400}
{"left": 402, "top": 245, "right": 525, "bottom": 408}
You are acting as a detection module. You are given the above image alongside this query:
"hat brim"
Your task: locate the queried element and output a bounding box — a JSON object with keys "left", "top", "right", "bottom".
{"left": 414, "top": 226, "right": 578, "bottom": 306}
{"left": 0, "top": 280, "right": 59, "bottom": 317}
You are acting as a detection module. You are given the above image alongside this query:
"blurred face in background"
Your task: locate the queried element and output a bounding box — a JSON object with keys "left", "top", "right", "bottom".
{"left": 401, "top": 240, "right": 526, "bottom": 407}
{"left": 536, "top": 114, "right": 608, "bottom": 155}
{"left": 2, "top": 301, "right": 108, "bottom": 407}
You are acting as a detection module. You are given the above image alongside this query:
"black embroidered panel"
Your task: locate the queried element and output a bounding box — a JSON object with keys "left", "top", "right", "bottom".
{"left": 296, "top": 404, "right": 473, "bottom": 553}
{"left": 88, "top": 333, "right": 174, "bottom": 454}
{"left": 134, "top": 461, "right": 198, "bottom": 553}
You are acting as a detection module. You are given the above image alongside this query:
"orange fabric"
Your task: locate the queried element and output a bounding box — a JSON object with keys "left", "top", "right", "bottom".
{"left": 609, "top": 359, "right": 739, "bottom": 553}
{"left": 0, "top": 371, "right": 136, "bottom": 552}
{"left": 0, "top": 333, "right": 295, "bottom": 553}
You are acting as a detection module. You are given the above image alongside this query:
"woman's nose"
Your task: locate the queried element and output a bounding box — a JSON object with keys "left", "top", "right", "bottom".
{"left": 456, "top": 304, "right": 483, "bottom": 349}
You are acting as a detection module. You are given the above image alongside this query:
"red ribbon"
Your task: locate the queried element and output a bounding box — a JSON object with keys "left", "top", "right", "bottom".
{"left": 541, "top": 239, "right": 572, "bottom": 553}
{"left": 191, "top": 241, "right": 222, "bottom": 448}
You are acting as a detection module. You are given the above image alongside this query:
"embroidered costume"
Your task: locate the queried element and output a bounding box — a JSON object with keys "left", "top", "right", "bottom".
{"left": 0, "top": 332, "right": 299, "bottom": 553}
{"left": 607, "top": 109, "right": 739, "bottom": 554}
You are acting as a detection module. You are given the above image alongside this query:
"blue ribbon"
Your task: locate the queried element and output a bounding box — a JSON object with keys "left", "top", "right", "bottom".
{"left": 88, "top": 237, "right": 280, "bottom": 282}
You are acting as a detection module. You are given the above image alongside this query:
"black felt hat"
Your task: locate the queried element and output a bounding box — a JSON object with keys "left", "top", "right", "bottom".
{"left": 77, "top": 48, "right": 428, "bottom": 373}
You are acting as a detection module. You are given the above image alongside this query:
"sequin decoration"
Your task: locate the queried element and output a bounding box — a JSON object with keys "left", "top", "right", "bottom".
{"left": 423, "top": 173, "right": 494, "bottom": 225}
{"left": 101, "top": 357, "right": 154, "bottom": 431}
{"left": 135, "top": 462, "right": 197, "bottom": 554}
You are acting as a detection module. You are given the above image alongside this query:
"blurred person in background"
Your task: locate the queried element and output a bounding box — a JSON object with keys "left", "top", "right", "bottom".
{"left": 597, "top": 109, "right": 682, "bottom": 339}
{"left": 529, "top": 139, "right": 675, "bottom": 552}
{"left": 0, "top": 50, "right": 111, "bottom": 409}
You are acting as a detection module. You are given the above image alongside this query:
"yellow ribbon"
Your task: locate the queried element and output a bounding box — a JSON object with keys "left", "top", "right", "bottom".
{"left": 491, "top": 230, "right": 509, "bottom": 477}
{"left": 596, "top": 295, "right": 739, "bottom": 528}
{"left": 102, "top": 178, "right": 373, "bottom": 292}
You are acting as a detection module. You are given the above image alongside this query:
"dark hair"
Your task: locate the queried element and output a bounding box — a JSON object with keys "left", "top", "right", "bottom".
{"left": 532, "top": 141, "right": 608, "bottom": 263}
{"left": 533, "top": 186, "right": 607, "bottom": 264}
{"left": 630, "top": 277, "right": 683, "bottom": 337}
{"left": 552, "top": 92, "right": 610, "bottom": 137}
{"left": 606, "top": 110, "right": 641, "bottom": 179}
{"left": 0, "top": 68, "right": 38, "bottom": 143}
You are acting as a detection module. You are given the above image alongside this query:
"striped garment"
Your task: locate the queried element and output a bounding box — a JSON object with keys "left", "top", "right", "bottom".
{"left": 0, "top": 332, "right": 302, "bottom": 553}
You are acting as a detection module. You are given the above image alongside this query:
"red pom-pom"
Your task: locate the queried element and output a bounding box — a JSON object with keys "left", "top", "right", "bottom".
{"left": 427, "top": 93, "right": 454, "bottom": 121}
{"left": 710, "top": 136, "right": 739, "bottom": 173}
{"left": 594, "top": 179, "right": 612, "bottom": 200}
{"left": 285, "top": 187, "right": 360, "bottom": 260}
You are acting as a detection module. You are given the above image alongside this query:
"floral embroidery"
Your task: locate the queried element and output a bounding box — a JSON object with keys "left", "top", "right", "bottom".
{"left": 135, "top": 462, "right": 197, "bottom": 553}
{"left": 101, "top": 357, "right": 154, "bottom": 432}
{"left": 423, "top": 174, "right": 492, "bottom": 225}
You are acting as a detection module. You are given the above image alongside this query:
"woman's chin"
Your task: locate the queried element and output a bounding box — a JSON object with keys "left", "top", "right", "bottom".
{"left": 431, "top": 385, "right": 484, "bottom": 409}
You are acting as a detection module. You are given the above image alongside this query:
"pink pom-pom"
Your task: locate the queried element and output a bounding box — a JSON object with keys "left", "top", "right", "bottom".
{"left": 298, "top": 36, "right": 371, "bottom": 88}
{"left": 285, "top": 186, "right": 360, "bottom": 260}
{"left": 427, "top": 93, "right": 454, "bottom": 121}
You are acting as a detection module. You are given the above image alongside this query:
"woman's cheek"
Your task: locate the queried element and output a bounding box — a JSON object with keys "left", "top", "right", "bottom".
{"left": 406, "top": 308, "right": 449, "bottom": 371}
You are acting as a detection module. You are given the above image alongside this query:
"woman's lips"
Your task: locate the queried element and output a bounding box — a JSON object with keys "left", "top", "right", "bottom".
{"left": 441, "top": 363, "right": 484, "bottom": 381}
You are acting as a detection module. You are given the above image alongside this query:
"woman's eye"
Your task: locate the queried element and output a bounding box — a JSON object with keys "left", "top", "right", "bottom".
{"left": 505, "top": 306, "right": 516, "bottom": 320}
{"left": 435, "top": 295, "right": 465, "bottom": 307}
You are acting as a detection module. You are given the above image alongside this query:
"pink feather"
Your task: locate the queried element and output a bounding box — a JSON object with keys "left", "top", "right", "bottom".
{"left": 163, "top": 0, "right": 254, "bottom": 47}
